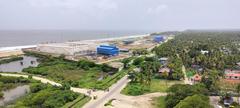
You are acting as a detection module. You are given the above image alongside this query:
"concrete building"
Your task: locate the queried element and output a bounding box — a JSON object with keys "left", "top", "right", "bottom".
{"left": 37, "top": 41, "right": 98, "bottom": 56}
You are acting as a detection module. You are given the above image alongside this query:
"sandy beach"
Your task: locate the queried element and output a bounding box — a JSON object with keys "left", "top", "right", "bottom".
{"left": 0, "top": 34, "right": 149, "bottom": 58}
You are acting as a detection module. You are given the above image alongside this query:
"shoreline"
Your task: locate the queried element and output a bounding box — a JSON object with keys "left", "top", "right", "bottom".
{"left": 0, "top": 34, "right": 150, "bottom": 51}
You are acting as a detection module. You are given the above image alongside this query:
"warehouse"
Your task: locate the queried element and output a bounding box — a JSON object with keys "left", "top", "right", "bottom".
{"left": 153, "top": 35, "right": 164, "bottom": 43}
{"left": 37, "top": 41, "right": 98, "bottom": 56}
{"left": 97, "top": 45, "right": 119, "bottom": 56}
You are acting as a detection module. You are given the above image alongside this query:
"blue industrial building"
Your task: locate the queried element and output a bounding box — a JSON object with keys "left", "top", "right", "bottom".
{"left": 97, "top": 45, "right": 119, "bottom": 56}
{"left": 153, "top": 35, "right": 164, "bottom": 43}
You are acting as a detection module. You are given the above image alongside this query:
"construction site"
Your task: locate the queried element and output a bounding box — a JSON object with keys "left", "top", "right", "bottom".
{"left": 26, "top": 34, "right": 169, "bottom": 63}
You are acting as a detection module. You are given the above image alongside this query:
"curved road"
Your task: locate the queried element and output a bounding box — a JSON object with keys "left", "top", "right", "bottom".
{"left": 0, "top": 73, "right": 130, "bottom": 108}
{"left": 83, "top": 75, "right": 129, "bottom": 108}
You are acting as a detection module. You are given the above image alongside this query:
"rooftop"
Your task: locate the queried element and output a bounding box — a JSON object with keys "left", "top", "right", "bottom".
{"left": 158, "top": 67, "right": 170, "bottom": 73}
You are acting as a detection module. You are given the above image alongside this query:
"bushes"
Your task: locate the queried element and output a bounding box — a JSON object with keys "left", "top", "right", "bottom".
{"left": 22, "top": 53, "right": 119, "bottom": 89}
{"left": 174, "top": 94, "right": 212, "bottom": 108}
{"left": 15, "top": 83, "right": 79, "bottom": 108}
{"left": 77, "top": 59, "right": 96, "bottom": 70}
{"left": 133, "top": 57, "right": 145, "bottom": 66}
{"left": 165, "top": 84, "right": 209, "bottom": 108}
{"left": 121, "top": 82, "right": 150, "bottom": 96}
{"left": 0, "top": 56, "right": 23, "bottom": 65}
{"left": 0, "top": 76, "right": 30, "bottom": 84}
{"left": 30, "top": 83, "right": 47, "bottom": 93}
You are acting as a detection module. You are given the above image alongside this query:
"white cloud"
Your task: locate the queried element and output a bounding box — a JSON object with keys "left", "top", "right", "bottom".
{"left": 147, "top": 4, "right": 168, "bottom": 14}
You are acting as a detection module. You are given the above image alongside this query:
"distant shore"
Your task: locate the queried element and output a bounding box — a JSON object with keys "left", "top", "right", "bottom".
{"left": 0, "top": 34, "right": 150, "bottom": 57}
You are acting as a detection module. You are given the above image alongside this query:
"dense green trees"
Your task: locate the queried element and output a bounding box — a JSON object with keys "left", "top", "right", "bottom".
{"left": 154, "top": 31, "right": 240, "bottom": 71}
{"left": 174, "top": 94, "right": 213, "bottom": 108}
{"left": 175, "top": 31, "right": 240, "bottom": 70}
{"left": 122, "top": 58, "right": 132, "bottom": 68}
{"left": 165, "top": 84, "right": 209, "bottom": 108}
{"left": 201, "top": 69, "right": 220, "bottom": 93}
{"left": 15, "top": 83, "right": 79, "bottom": 108}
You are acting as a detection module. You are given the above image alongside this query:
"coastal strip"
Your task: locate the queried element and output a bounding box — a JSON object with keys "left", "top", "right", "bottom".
{"left": 0, "top": 34, "right": 150, "bottom": 58}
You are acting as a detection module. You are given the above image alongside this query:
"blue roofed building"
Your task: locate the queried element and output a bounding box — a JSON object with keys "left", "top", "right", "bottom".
{"left": 153, "top": 35, "right": 164, "bottom": 43}
{"left": 97, "top": 45, "right": 119, "bottom": 56}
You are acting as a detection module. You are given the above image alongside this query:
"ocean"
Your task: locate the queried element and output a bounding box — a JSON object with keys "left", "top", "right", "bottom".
{"left": 0, "top": 30, "right": 150, "bottom": 47}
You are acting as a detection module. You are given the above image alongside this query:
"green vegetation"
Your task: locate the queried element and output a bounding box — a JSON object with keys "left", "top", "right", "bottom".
{"left": 13, "top": 83, "right": 83, "bottom": 108}
{"left": 23, "top": 52, "right": 124, "bottom": 90}
{"left": 0, "top": 75, "right": 89, "bottom": 108}
{"left": 152, "top": 96, "right": 166, "bottom": 108}
{"left": 121, "top": 79, "right": 182, "bottom": 96}
{"left": 0, "top": 56, "right": 23, "bottom": 65}
{"left": 132, "top": 48, "right": 148, "bottom": 56}
{"left": 121, "top": 82, "right": 149, "bottom": 96}
{"left": 62, "top": 94, "right": 91, "bottom": 108}
{"left": 0, "top": 75, "right": 31, "bottom": 98}
{"left": 174, "top": 94, "right": 213, "bottom": 108}
{"left": 165, "top": 84, "right": 209, "bottom": 108}
{"left": 152, "top": 84, "right": 212, "bottom": 108}
{"left": 104, "top": 99, "right": 116, "bottom": 106}
{"left": 153, "top": 44, "right": 184, "bottom": 80}
{"left": 150, "top": 79, "right": 183, "bottom": 93}
{"left": 155, "top": 31, "right": 240, "bottom": 93}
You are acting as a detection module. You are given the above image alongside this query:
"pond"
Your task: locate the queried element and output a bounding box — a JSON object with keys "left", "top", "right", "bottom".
{"left": 0, "top": 85, "right": 30, "bottom": 106}
{"left": 0, "top": 56, "right": 39, "bottom": 72}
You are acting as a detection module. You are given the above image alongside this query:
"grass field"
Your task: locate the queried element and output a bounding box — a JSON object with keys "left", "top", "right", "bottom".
{"left": 121, "top": 79, "right": 183, "bottom": 96}
{"left": 150, "top": 79, "right": 183, "bottom": 92}
{"left": 152, "top": 96, "right": 166, "bottom": 108}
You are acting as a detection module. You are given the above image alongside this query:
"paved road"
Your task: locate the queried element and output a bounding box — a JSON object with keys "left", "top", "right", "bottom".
{"left": 0, "top": 73, "right": 130, "bottom": 108}
{"left": 83, "top": 75, "right": 130, "bottom": 108}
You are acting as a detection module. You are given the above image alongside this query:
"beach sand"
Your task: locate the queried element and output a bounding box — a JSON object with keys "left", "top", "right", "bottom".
{"left": 0, "top": 50, "right": 24, "bottom": 58}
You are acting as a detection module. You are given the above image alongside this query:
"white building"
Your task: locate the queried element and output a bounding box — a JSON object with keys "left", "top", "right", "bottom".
{"left": 37, "top": 41, "right": 98, "bottom": 56}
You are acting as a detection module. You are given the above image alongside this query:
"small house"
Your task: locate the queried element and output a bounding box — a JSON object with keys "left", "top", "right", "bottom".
{"left": 158, "top": 67, "right": 170, "bottom": 74}
{"left": 224, "top": 69, "right": 240, "bottom": 80}
{"left": 191, "top": 65, "right": 203, "bottom": 73}
{"left": 225, "top": 74, "right": 240, "bottom": 80}
{"left": 191, "top": 74, "right": 202, "bottom": 83}
{"left": 200, "top": 50, "right": 209, "bottom": 55}
{"left": 159, "top": 57, "right": 168, "bottom": 65}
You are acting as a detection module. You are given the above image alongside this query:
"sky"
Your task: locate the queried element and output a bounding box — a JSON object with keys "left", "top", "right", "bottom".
{"left": 0, "top": 0, "right": 239, "bottom": 31}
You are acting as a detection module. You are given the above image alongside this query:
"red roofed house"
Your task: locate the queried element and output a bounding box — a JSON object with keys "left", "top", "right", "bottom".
{"left": 225, "top": 69, "right": 240, "bottom": 80}
{"left": 191, "top": 74, "right": 202, "bottom": 84}
{"left": 225, "top": 74, "right": 240, "bottom": 80}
